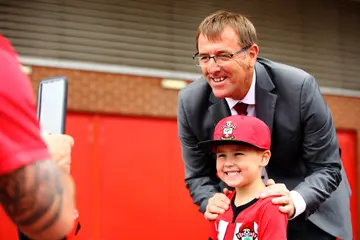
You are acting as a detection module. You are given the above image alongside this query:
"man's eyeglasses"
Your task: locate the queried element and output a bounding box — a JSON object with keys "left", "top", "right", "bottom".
{"left": 193, "top": 46, "right": 250, "bottom": 67}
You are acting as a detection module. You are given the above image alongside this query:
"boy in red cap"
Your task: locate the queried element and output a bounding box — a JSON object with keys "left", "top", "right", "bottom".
{"left": 198, "top": 115, "right": 288, "bottom": 240}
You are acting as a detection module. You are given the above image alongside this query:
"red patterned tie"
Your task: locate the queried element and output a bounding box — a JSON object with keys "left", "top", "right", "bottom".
{"left": 234, "top": 102, "right": 248, "bottom": 115}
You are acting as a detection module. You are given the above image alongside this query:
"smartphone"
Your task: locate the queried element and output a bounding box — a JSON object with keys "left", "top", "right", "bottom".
{"left": 36, "top": 76, "right": 68, "bottom": 134}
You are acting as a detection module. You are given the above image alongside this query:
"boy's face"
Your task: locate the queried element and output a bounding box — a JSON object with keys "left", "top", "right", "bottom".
{"left": 216, "top": 144, "right": 270, "bottom": 188}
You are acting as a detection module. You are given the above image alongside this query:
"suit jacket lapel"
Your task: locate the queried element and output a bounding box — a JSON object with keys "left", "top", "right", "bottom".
{"left": 208, "top": 93, "right": 231, "bottom": 127}
{"left": 255, "top": 61, "right": 277, "bottom": 135}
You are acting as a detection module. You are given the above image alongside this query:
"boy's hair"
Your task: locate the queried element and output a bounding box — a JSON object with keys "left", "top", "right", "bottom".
{"left": 197, "top": 115, "right": 271, "bottom": 152}
{"left": 214, "top": 142, "right": 265, "bottom": 153}
{"left": 195, "top": 10, "right": 258, "bottom": 51}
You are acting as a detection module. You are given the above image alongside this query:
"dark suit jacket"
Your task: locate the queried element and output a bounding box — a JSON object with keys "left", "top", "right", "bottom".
{"left": 177, "top": 57, "right": 352, "bottom": 239}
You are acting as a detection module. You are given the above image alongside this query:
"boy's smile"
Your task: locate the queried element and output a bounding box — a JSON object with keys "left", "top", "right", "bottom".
{"left": 223, "top": 170, "right": 243, "bottom": 186}
{"left": 216, "top": 144, "right": 267, "bottom": 189}
{"left": 225, "top": 171, "right": 240, "bottom": 177}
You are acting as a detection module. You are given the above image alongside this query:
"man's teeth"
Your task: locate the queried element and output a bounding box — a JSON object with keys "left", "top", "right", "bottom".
{"left": 213, "top": 77, "right": 226, "bottom": 82}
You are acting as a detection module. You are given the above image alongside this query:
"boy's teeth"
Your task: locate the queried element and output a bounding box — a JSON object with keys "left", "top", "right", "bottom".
{"left": 214, "top": 77, "right": 225, "bottom": 82}
{"left": 227, "top": 172, "right": 239, "bottom": 176}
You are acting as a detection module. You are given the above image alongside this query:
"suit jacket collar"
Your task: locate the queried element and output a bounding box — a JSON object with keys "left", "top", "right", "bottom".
{"left": 254, "top": 61, "right": 277, "bottom": 135}
{"left": 208, "top": 60, "right": 277, "bottom": 135}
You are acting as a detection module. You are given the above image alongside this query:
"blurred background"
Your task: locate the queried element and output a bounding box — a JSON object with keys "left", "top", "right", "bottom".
{"left": 0, "top": 0, "right": 360, "bottom": 239}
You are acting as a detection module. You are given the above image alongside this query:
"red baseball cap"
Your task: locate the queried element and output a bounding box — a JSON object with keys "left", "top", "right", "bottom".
{"left": 198, "top": 115, "right": 271, "bottom": 152}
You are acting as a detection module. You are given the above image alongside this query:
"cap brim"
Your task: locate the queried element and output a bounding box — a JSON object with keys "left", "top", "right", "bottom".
{"left": 197, "top": 140, "right": 251, "bottom": 152}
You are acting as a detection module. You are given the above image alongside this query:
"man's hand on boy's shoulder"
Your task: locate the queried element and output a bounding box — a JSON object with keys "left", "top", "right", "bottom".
{"left": 204, "top": 188, "right": 232, "bottom": 221}
{"left": 256, "top": 179, "right": 296, "bottom": 218}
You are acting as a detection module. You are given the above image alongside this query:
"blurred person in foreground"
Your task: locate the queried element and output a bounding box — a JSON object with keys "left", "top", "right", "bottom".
{"left": 177, "top": 10, "right": 352, "bottom": 240}
{"left": 0, "top": 35, "right": 77, "bottom": 240}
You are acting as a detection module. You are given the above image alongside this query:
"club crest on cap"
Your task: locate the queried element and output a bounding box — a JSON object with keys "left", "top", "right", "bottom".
{"left": 220, "top": 121, "right": 236, "bottom": 140}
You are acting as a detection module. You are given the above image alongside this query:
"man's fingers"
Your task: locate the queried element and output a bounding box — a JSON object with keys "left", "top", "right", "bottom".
{"left": 206, "top": 193, "right": 231, "bottom": 217}
{"left": 223, "top": 187, "right": 233, "bottom": 194}
{"left": 258, "top": 189, "right": 288, "bottom": 198}
{"left": 208, "top": 205, "right": 226, "bottom": 214}
{"left": 211, "top": 193, "right": 231, "bottom": 205}
{"left": 216, "top": 201, "right": 230, "bottom": 211}
{"left": 256, "top": 183, "right": 288, "bottom": 198}
{"left": 67, "top": 136, "right": 75, "bottom": 146}
{"left": 279, "top": 205, "right": 293, "bottom": 217}
{"left": 41, "top": 134, "right": 74, "bottom": 174}
{"left": 271, "top": 196, "right": 290, "bottom": 205}
{"left": 62, "top": 135, "right": 75, "bottom": 146}
{"left": 266, "top": 179, "right": 276, "bottom": 186}
{"left": 263, "top": 183, "right": 286, "bottom": 191}
{"left": 204, "top": 211, "right": 219, "bottom": 221}
{"left": 279, "top": 204, "right": 291, "bottom": 212}
{"left": 208, "top": 200, "right": 229, "bottom": 212}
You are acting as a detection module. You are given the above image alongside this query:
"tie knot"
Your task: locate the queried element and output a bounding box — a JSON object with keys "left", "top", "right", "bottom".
{"left": 234, "top": 102, "right": 248, "bottom": 115}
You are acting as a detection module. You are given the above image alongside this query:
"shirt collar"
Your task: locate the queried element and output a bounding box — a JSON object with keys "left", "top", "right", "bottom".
{"left": 225, "top": 70, "right": 256, "bottom": 109}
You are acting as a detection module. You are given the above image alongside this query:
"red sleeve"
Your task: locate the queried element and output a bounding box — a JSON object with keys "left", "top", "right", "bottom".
{"left": 209, "top": 220, "right": 218, "bottom": 240}
{"left": 258, "top": 200, "right": 288, "bottom": 240}
{"left": 0, "top": 36, "right": 50, "bottom": 175}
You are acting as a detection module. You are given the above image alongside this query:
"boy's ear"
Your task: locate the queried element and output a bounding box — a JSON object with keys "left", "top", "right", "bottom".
{"left": 260, "top": 150, "right": 271, "bottom": 167}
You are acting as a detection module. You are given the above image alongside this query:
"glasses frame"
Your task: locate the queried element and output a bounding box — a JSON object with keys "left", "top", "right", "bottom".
{"left": 192, "top": 45, "right": 251, "bottom": 67}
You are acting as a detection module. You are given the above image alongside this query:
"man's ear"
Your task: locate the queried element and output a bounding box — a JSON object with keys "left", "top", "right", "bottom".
{"left": 260, "top": 150, "right": 271, "bottom": 167}
{"left": 247, "top": 44, "right": 259, "bottom": 68}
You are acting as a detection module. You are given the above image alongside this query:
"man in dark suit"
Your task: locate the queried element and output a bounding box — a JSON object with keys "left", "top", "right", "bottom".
{"left": 177, "top": 10, "right": 352, "bottom": 240}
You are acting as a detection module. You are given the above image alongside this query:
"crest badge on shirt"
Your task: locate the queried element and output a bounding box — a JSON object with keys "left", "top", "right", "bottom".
{"left": 236, "top": 221, "right": 258, "bottom": 240}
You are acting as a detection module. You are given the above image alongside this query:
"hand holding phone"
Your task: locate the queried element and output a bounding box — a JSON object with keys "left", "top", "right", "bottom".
{"left": 36, "top": 76, "right": 81, "bottom": 239}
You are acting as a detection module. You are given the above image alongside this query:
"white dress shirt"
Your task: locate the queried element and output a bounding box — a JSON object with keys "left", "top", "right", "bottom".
{"left": 224, "top": 70, "right": 306, "bottom": 219}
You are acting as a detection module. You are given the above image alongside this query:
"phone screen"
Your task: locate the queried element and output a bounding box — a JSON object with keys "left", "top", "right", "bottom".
{"left": 37, "top": 77, "right": 68, "bottom": 134}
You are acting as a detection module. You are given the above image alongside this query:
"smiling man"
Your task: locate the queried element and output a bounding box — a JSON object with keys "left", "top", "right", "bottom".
{"left": 177, "top": 10, "right": 352, "bottom": 240}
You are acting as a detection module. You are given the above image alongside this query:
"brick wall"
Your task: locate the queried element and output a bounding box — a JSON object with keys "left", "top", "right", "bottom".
{"left": 30, "top": 66, "right": 181, "bottom": 118}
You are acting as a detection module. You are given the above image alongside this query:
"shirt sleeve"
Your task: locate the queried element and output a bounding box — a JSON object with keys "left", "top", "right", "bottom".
{"left": 0, "top": 42, "right": 50, "bottom": 175}
{"left": 258, "top": 200, "right": 288, "bottom": 240}
{"left": 289, "top": 190, "right": 307, "bottom": 219}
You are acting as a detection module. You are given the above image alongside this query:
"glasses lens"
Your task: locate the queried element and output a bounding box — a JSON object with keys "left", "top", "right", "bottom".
{"left": 216, "top": 55, "right": 232, "bottom": 65}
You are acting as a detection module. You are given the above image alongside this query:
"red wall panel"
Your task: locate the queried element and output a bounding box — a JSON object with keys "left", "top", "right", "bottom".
{"left": 337, "top": 130, "right": 357, "bottom": 240}
{"left": 97, "top": 115, "right": 208, "bottom": 239}
{"left": 66, "top": 113, "right": 96, "bottom": 240}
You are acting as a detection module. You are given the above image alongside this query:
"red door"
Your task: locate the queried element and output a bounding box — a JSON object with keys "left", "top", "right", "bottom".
{"left": 337, "top": 130, "right": 357, "bottom": 240}
{"left": 96, "top": 115, "right": 208, "bottom": 239}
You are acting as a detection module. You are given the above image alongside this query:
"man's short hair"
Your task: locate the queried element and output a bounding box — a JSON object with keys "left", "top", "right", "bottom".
{"left": 196, "top": 10, "right": 258, "bottom": 51}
